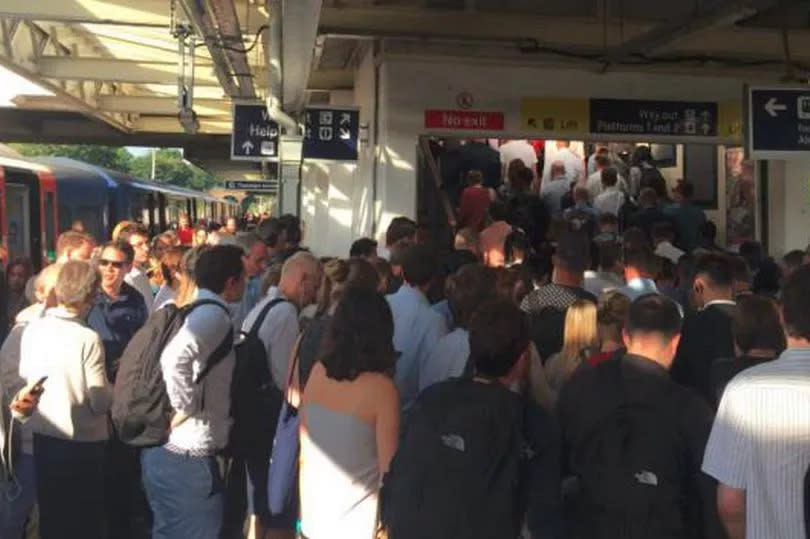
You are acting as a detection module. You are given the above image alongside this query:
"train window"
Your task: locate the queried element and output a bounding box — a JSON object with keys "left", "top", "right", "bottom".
{"left": 5, "top": 184, "right": 31, "bottom": 260}
{"left": 44, "top": 192, "right": 56, "bottom": 261}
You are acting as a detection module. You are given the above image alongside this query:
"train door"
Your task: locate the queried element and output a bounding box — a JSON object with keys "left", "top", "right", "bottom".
{"left": 3, "top": 167, "right": 42, "bottom": 270}
{"left": 39, "top": 172, "right": 57, "bottom": 263}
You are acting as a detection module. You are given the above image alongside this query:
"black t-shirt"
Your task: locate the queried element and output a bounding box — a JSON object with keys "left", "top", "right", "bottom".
{"left": 671, "top": 303, "right": 736, "bottom": 404}
{"left": 709, "top": 355, "right": 775, "bottom": 408}
{"left": 520, "top": 284, "right": 597, "bottom": 361}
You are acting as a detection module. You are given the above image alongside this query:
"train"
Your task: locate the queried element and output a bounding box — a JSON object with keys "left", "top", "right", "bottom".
{"left": 0, "top": 151, "right": 238, "bottom": 271}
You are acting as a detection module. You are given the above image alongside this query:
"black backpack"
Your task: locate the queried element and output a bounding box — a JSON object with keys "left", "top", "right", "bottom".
{"left": 112, "top": 300, "right": 232, "bottom": 447}
{"left": 381, "top": 378, "right": 524, "bottom": 539}
{"left": 573, "top": 358, "right": 689, "bottom": 539}
{"left": 226, "top": 297, "right": 288, "bottom": 458}
{"left": 639, "top": 165, "right": 668, "bottom": 200}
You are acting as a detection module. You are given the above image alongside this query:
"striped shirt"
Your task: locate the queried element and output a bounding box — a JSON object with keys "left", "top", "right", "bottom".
{"left": 702, "top": 347, "right": 810, "bottom": 539}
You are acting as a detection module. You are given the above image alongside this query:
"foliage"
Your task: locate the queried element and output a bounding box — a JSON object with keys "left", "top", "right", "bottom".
{"left": 9, "top": 143, "right": 217, "bottom": 191}
{"left": 10, "top": 143, "right": 133, "bottom": 172}
{"left": 130, "top": 149, "right": 216, "bottom": 190}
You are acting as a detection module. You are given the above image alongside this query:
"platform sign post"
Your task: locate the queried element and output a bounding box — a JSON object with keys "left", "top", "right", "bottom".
{"left": 747, "top": 87, "right": 810, "bottom": 159}
{"left": 231, "top": 102, "right": 280, "bottom": 161}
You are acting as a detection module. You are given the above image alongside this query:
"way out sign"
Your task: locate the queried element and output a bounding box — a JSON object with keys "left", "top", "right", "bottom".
{"left": 231, "top": 102, "right": 280, "bottom": 161}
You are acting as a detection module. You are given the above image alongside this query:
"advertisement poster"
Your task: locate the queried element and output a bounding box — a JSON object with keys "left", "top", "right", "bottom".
{"left": 725, "top": 147, "right": 757, "bottom": 247}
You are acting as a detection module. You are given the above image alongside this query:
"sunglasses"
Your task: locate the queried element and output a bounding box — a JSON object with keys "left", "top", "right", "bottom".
{"left": 98, "top": 259, "right": 125, "bottom": 269}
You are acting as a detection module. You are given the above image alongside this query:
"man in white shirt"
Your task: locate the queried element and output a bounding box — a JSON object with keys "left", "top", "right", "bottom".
{"left": 652, "top": 222, "right": 685, "bottom": 264}
{"left": 593, "top": 168, "right": 626, "bottom": 217}
{"left": 542, "top": 140, "right": 585, "bottom": 186}
{"left": 499, "top": 139, "right": 538, "bottom": 183}
{"left": 141, "top": 245, "right": 245, "bottom": 539}
{"left": 118, "top": 224, "right": 154, "bottom": 313}
{"left": 240, "top": 251, "right": 321, "bottom": 538}
{"left": 586, "top": 154, "right": 628, "bottom": 198}
{"left": 703, "top": 266, "right": 810, "bottom": 539}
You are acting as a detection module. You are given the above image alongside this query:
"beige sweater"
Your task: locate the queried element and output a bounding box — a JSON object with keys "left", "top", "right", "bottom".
{"left": 18, "top": 307, "right": 112, "bottom": 442}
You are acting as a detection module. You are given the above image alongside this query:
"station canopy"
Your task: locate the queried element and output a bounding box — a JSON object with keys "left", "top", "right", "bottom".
{"left": 1, "top": 0, "right": 809, "bottom": 140}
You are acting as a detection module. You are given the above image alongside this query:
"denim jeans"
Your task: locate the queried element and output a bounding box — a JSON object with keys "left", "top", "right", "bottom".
{"left": 33, "top": 434, "right": 106, "bottom": 539}
{"left": 0, "top": 453, "right": 36, "bottom": 539}
{"left": 141, "top": 446, "right": 223, "bottom": 539}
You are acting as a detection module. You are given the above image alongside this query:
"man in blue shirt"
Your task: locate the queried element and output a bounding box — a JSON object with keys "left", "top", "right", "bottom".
{"left": 663, "top": 180, "right": 706, "bottom": 252}
{"left": 86, "top": 240, "right": 148, "bottom": 383}
{"left": 85, "top": 240, "right": 148, "bottom": 539}
{"left": 386, "top": 243, "right": 448, "bottom": 411}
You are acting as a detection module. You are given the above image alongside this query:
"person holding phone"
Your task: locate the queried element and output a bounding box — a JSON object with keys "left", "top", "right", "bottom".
{"left": 16, "top": 260, "right": 111, "bottom": 539}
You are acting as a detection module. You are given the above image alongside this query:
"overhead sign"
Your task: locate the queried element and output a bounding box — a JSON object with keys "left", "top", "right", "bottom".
{"left": 424, "top": 110, "right": 504, "bottom": 131}
{"left": 231, "top": 102, "right": 280, "bottom": 161}
{"left": 747, "top": 87, "right": 810, "bottom": 159}
{"left": 590, "top": 99, "right": 718, "bottom": 137}
{"left": 303, "top": 107, "right": 359, "bottom": 161}
{"left": 223, "top": 180, "right": 278, "bottom": 192}
{"left": 521, "top": 97, "right": 738, "bottom": 140}
{"left": 521, "top": 98, "right": 589, "bottom": 134}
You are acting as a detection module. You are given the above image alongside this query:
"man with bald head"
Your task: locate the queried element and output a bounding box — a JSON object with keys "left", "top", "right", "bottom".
{"left": 540, "top": 160, "right": 574, "bottom": 218}
{"left": 238, "top": 251, "right": 321, "bottom": 537}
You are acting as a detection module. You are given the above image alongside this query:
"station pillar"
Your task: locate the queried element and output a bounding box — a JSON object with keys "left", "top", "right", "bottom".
{"left": 278, "top": 135, "right": 303, "bottom": 216}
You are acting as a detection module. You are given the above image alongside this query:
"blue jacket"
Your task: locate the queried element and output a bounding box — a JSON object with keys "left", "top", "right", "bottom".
{"left": 86, "top": 281, "right": 148, "bottom": 382}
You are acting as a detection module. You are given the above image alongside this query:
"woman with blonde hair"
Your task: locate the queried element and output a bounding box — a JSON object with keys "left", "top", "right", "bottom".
{"left": 544, "top": 299, "right": 598, "bottom": 399}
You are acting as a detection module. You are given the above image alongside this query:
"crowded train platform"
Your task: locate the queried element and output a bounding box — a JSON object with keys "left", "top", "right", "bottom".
{"left": 0, "top": 140, "right": 809, "bottom": 539}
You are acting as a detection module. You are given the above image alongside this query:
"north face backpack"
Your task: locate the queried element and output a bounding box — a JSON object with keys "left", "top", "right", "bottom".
{"left": 225, "top": 297, "right": 289, "bottom": 458}
{"left": 381, "top": 378, "right": 524, "bottom": 539}
{"left": 573, "top": 357, "right": 688, "bottom": 539}
{"left": 111, "top": 300, "right": 231, "bottom": 447}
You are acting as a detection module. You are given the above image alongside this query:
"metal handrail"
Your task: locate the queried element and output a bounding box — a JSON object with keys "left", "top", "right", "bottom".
{"left": 418, "top": 137, "right": 456, "bottom": 227}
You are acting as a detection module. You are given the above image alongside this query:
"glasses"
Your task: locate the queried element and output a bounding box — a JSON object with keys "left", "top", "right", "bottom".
{"left": 98, "top": 259, "right": 125, "bottom": 269}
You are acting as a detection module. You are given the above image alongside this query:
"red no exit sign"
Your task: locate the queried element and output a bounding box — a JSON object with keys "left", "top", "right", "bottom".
{"left": 424, "top": 110, "right": 505, "bottom": 130}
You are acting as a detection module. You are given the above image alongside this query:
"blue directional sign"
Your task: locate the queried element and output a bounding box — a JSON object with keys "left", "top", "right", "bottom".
{"left": 747, "top": 87, "right": 810, "bottom": 159}
{"left": 590, "top": 98, "right": 718, "bottom": 137}
{"left": 223, "top": 180, "right": 278, "bottom": 193}
{"left": 231, "top": 102, "right": 280, "bottom": 161}
{"left": 303, "top": 107, "right": 359, "bottom": 161}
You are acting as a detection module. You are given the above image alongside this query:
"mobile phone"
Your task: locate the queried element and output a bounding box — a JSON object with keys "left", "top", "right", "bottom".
{"left": 30, "top": 376, "right": 48, "bottom": 396}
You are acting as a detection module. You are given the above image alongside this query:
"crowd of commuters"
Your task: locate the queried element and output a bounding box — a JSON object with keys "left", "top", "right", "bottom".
{"left": 1, "top": 143, "right": 810, "bottom": 539}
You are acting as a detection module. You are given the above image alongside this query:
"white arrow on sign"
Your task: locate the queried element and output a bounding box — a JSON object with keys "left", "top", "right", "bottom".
{"left": 241, "top": 140, "right": 255, "bottom": 154}
{"left": 765, "top": 97, "right": 788, "bottom": 118}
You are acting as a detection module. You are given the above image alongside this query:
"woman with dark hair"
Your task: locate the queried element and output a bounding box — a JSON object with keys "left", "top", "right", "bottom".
{"left": 709, "top": 294, "right": 786, "bottom": 407}
{"left": 152, "top": 246, "right": 188, "bottom": 310}
{"left": 6, "top": 258, "right": 32, "bottom": 322}
{"left": 297, "top": 257, "right": 379, "bottom": 387}
{"left": 299, "top": 287, "right": 399, "bottom": 539}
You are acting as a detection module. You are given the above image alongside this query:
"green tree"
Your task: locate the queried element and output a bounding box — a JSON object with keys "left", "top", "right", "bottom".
{"left": 130, "top": 148, "right": 217, "bottom": 190}
{"left": 10, "top": 143, "right": 133, "bottom": 172}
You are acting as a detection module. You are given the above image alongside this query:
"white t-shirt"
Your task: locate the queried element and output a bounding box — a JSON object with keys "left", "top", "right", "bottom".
{"left": 499, "top": 140, "right": 538, "bottom": 171}
{"left": 586, "top": 170, "right": 628, "bottom": 199}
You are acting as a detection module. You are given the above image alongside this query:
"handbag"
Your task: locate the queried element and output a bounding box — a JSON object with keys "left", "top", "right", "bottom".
{"left": 267, "top": 335, "right": 303, "bottom": 515}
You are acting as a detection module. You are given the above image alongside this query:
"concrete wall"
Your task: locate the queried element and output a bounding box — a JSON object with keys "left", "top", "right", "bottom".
{"left": 300, "top": 56, "right": 803, "bottom": 256}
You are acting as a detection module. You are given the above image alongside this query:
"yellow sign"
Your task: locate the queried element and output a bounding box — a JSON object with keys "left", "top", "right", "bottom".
{"left": 520, "top": 98, "right": 589, "bottom": 135}
{"left": 718, "top": 101, "right": 743, "bottom": 140}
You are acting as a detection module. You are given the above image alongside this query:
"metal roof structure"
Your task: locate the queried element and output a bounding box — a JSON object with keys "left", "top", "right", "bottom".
{"left": 2, "top": 1, "right": 810, "bottom": 155}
